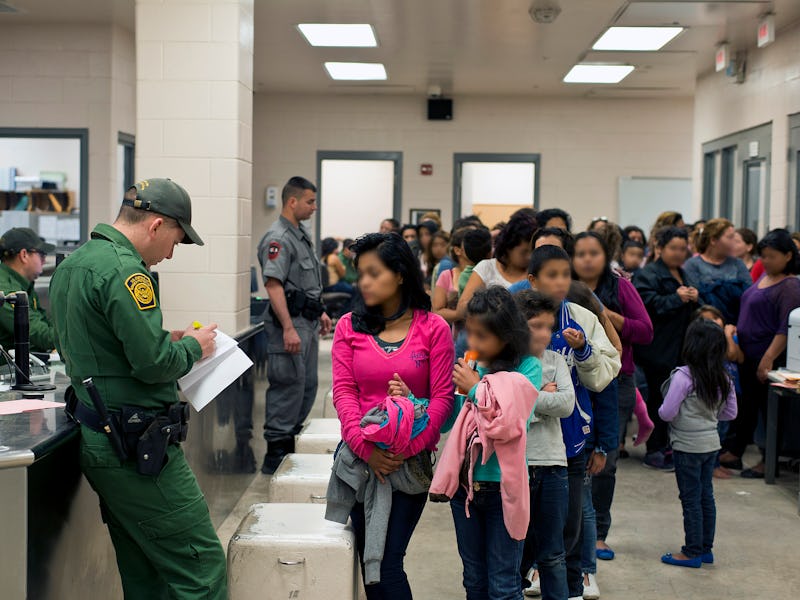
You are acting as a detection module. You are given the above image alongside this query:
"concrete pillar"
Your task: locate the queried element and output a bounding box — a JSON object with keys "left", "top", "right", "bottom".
{"left": 135, "top": 0, "right": 253, "bottom": 334}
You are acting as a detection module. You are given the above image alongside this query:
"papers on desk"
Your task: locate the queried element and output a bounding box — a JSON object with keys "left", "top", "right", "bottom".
{"left": 178, "top": 330, "right": 253, "bottom": 412}
{"left": 0, "top": 399, "right": 65, "bottom": 416}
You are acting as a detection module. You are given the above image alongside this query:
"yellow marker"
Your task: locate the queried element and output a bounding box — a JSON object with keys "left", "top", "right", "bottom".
{"left": 192, "top": 321, "right": 203, "bottom": 330}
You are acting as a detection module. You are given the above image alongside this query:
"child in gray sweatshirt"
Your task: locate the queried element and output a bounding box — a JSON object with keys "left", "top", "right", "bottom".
{"left": 515, "top": 290, "right": 576, "bottom": 599}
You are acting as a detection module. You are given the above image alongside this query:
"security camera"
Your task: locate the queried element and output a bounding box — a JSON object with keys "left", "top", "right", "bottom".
{"left": 529, "top": 1, "right": 561, "bottom": 24}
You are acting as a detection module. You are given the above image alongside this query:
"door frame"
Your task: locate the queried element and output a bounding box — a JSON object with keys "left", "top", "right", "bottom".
{"left": 315, "top": 150, "right": 403, "bottom": 247}
{"left": 0, "top": 127, "right": 89, "bottom": 243}
{"left": 789, "top": 113, "right": 800, "bottom": 231}
{"left": 118, "top": 132, "right": 135, "bottom": 194}
{"left": 701, "top": 123, "right": 771, "bottom": 233}
{"left": 452, "top": 153, "right": 541, "bottom": 222}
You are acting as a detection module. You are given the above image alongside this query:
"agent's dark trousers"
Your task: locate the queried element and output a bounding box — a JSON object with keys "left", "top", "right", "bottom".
{"left": 263, "top": 316, "right": 319, "bottom": 442}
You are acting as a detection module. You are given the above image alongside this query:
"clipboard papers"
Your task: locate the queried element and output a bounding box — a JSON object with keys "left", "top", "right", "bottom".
{"left": 178, "top": 330, "right": 253, "bottom": 412}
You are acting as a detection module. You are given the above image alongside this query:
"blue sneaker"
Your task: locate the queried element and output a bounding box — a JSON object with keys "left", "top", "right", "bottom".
{"left": 701, "top": 552, "right": 714, "bottom": 564}
{"left": 661, "top": 553, "right": 702, "bottom": 568}
{"left": 596, "top": 547, "right": 615, "bottom": 561}
{"left": 643, "top": 451, "right": 675, "bottom": 472}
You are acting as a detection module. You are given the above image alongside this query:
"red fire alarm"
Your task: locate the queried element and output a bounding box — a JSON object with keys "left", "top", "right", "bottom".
{"left": 420, "top": 164, "right": 433, "bottom": 176}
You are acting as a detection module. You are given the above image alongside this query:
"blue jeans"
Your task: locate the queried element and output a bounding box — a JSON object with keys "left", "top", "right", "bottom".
{"left": 521, "top": 466, "right": 569, "bottom": 600}
{"left": 564, "top": 453, "right": 585, "bottom": 598}
{"left": 673, "top": 450, "right": 717, "bottom": 558}
{"left": 581, "top": 473, "right": 597, "bottom": 575}
{"left": 350, "top": 490, "right": 427, "bottom": 600}
{"left": 451, "top": 487, "right": 525, "bottom": 600}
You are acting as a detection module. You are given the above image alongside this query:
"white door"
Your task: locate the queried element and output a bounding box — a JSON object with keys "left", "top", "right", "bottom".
{"left": 319, "top": 159, "right": 396, "bottom": 239}
{"left": 460, "top": 161, "right": 535, "bottom": 225}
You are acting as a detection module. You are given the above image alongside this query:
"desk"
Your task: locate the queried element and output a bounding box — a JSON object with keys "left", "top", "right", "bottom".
{"left": 765, "top": 374, "right": 800, "bottom": 518}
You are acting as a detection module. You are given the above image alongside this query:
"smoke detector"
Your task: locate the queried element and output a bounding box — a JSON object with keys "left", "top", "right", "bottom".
{"left": 529, "top": 1, "right": 561, "bottom": 24}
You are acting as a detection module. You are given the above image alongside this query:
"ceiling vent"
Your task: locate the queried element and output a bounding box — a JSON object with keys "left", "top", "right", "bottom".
{"left": 529, "top": 1, "right": 561, "bottom": 24}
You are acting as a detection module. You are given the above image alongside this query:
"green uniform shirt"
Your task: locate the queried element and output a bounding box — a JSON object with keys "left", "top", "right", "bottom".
{"left": 49, "top": 223, "right": 201, "bottom": 412}
{"left": 0, "top": 262, "right": 55, "bottom": 352}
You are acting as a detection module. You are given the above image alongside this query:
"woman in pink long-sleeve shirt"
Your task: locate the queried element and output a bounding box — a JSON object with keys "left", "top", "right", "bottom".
{"left": 332, "top": 233, "right": 454, "bottom": 599}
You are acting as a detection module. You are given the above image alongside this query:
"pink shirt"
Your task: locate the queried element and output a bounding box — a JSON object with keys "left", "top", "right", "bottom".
{"left": 332, "top": 310, "right": 456, "bottom": 462}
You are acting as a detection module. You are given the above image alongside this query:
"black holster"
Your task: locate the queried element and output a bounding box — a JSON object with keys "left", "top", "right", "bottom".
{"left": 120, "top": 402, "right": 190, "bottom": 476}
{"left": 269, "top": 290, "right": 325, "bottom": 326}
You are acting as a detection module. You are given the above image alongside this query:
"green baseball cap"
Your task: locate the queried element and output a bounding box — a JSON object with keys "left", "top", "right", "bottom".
{"left": 123, "top": 178, "right": 204, "bottom": 246}
{"left": 0, "top": 227, "right": 56, "bottom": 256}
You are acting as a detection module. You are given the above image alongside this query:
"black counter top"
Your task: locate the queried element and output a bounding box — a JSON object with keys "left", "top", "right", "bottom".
{"left": 0, "top": 373, "right": 77, "bottom": 469}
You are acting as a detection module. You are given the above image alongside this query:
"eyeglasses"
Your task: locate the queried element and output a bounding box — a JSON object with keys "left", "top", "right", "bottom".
{"left": 27, "top": 249, "right": 47, "bottom": 259}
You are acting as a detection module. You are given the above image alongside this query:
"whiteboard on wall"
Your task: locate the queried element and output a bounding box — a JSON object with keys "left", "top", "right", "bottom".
{"left": 618, "top": 177, "right": 694, "bottom": 232}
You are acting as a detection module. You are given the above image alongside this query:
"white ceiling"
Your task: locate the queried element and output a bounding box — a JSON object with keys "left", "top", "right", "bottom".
{"left": 253, "top": 0, "right": 800, "bottom": 97}
{"left": 2, "top": 0, "right": 799, "bottom": 98}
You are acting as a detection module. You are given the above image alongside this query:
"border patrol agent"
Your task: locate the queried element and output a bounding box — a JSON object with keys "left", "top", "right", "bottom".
{"left": 0, "top": 227, "right": 56, "bottom": 351}
{"left": 258, "top": 176, "right": 332, "bottom": 473}
{"left": 49, "top": 179, "right": 227, "bottom": 599}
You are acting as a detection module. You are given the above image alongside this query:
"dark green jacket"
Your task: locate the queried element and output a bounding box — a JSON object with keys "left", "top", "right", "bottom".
{"left": 0, "top": 262, "right": 55, "bottom": 352}
{"left": 49, "top": 223, "right": 201, "bottom": 412}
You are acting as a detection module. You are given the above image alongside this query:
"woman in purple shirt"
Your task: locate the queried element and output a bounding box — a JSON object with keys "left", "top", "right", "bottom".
{"left": 720, "top": 229, "right": 800, "bottom": 478}
{"left": 572, "top": 232, "right": 653, "bottom": 567}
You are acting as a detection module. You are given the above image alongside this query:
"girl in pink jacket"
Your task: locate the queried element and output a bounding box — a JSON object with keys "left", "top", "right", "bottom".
{"left": 438, "top": 287, "right": 542, "bottom": 600}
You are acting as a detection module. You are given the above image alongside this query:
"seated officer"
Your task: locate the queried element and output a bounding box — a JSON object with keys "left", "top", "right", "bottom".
{"left": 0, "top": 227, "right": 55, "bottom": 351}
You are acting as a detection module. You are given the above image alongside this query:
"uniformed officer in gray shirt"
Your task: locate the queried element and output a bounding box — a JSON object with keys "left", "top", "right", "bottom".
{"left": 257, "top": 176, "right": 332, "bottom": 473}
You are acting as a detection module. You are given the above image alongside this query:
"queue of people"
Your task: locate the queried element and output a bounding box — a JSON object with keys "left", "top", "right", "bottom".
{"left": 323, "top": 202, "right": 800, "bottom": 600}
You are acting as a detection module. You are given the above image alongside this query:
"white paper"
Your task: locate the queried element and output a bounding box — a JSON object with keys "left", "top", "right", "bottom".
{"left": 178, "top": 330, "right": 253, "bottom": 412}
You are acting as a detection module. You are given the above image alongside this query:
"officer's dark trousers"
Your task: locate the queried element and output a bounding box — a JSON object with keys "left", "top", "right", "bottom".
{"left": 264, "top": 316, "right": 319, "bottom": 442}
{"left": 79, "top": 427, "right": 227, "bottom": 600}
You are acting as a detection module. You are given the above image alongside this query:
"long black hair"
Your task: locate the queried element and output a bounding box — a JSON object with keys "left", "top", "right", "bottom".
{"left": 466, "top": 286, "right": 530, "bottom": 373}
{"left": 757, "top": 228, "right": 800, "bottom": 275}
{"left": 682, "top": 319, "right": 731, "bottom": 411}
{"left": 573, "top": 231, "right": 620, "bottom": 313}
{"left": 350, "top": 233, "right": 431, "bottom": 334}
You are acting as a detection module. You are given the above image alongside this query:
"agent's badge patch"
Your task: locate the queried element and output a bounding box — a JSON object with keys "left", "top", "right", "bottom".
{"left": 125, "top": 273, "right": 157, "bottom": 310}
{"left": 268, "top": 242, "right": 282, "bottom": 261}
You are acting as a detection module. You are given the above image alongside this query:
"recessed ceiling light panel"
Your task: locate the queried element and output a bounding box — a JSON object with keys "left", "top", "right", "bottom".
{"left": 593, "top": 26, "right": 684, "bottom": 51}
{"left": 298, "top": 24, "right": 378, "bottom": 47}
{"left": 324, "top": 62, "right": 387, "bottom": 81}
{"left": 563, "top": 64, "right": 635, "bottom": 84}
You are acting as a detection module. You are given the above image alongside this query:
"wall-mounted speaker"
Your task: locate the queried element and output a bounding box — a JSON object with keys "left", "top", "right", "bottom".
{"left": 427, "top": 98, "right": 453, "bottom": 121}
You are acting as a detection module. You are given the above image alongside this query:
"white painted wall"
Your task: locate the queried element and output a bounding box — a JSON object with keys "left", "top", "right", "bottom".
{"left": 693, "top": 20, "right": 800, "bottom": 229}
{"left": 320, "top": 159, "right": 395, "bottom": 240}
{"left": 0, "top": 23, "right": 137, "bottom": 227}
{"left": 252, "top": 93, "right": 694, "bottom": 262}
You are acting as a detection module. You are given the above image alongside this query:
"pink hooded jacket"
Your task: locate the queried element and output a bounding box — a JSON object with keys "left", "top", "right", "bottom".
{"left": 360, "top": 396, "right": 415, "bottom": 455}
{"left": 430, "top": 371, "right": 537, "bottom": 540}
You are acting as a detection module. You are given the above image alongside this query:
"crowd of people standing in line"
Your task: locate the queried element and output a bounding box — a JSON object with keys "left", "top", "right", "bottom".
{"left": 325, "top": 205, "right": 800, "bottom": 600}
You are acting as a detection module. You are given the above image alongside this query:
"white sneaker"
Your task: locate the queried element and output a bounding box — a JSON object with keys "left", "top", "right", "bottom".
{"left": 523, "top": 568, "right": 541, "bottom": 597}
{"left": 583, "top": 572, "right": 600, "bottom": 600}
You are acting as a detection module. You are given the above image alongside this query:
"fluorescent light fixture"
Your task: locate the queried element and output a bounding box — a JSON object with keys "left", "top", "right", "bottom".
{"left": 324, "top": 62, "right": 387, "bottom": 81}
{"left": 593, "top": 26, "right": 684, "bottom": 51}
{"left": 298, "top": 23, "right": 377, "bottom": 47}
{"left": 563, "top": 64, "right": 634, "bottom": 84}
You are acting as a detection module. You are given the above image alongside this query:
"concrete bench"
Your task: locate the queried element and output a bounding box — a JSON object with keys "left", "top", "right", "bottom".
{"left": 269, "top": 453, "right": 333, "bottom": 504}
{"left": 228, "top": 503, "right": 358, "bottom": 599}
{"left": 295, "top": 418, "right": 341, "bottom": 454}
{"left": 323, "top": 389, "right": 336, "bottom": 418}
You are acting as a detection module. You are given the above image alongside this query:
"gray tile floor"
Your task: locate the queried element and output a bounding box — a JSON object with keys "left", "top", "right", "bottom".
{"left": 220, "top": 339, "right": 800, "bottom": 599}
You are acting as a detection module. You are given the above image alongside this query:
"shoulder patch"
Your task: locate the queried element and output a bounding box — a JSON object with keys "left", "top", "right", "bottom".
{"left": 268, "top": 241, "right": 282, "bottom": 261}
{"left": 125, "top": 273, "right": 157, "bottom": 310}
